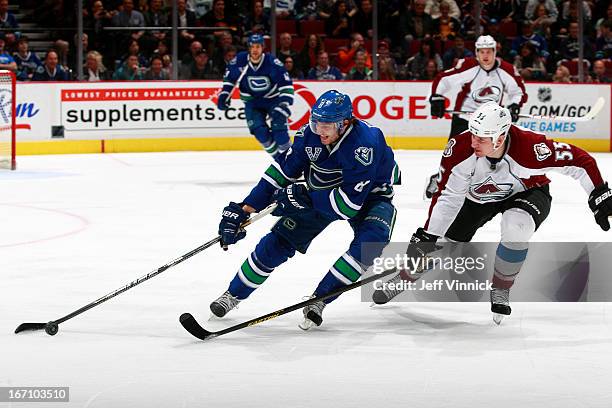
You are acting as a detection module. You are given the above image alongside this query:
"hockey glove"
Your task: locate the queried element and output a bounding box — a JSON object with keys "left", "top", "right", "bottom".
{"left": 406, "top": 228, "right": 440, "bottom": 262}
{"left": 507, "top": 103, "right": 520, "bottom": 123}
{"left": 219, "top": 202, "right": 249, "bottom": 249}
{"left": 588, "top": 182, "right": 612, "bottom": 231}
{"left": 272, "top": 184, "right": 312, "bottom": 217}
{"left": 273, "top": 102, "right": 291, "bottom": 118}
{"left": 429, "top": 94, "right": 446, "bottom": 118}
{"left": 217, "top": 91, "right": 230, "bottom": 111}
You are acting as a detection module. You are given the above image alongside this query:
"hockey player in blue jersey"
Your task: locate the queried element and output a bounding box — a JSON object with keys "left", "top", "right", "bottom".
{"left": 210, "top": 90, "right": 402, "bottom": 330}
{"left": 217, "top": 34, "right": 294, "bottom": 159}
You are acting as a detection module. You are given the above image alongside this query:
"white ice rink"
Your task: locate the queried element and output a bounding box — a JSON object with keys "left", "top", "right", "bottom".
{"left": 2, "top": 150, "right": 612, "bottom": 408}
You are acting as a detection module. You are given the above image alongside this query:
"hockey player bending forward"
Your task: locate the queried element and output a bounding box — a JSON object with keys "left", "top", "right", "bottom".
{"left": 425, "top": 35, "right": 527, "bottom": 198}
{"left": 212, "top": 90, "right": 401, "bottom": 330}
{"left": 217, "top": 34, "right": 295, "bottom": 159}
{"left": 374, "top": 102, "right": 612, "bottom": 323}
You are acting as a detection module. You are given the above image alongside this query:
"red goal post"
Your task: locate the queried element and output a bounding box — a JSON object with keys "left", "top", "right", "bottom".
{"left": 0, "top": 69, "right": 16, "bottom": 170}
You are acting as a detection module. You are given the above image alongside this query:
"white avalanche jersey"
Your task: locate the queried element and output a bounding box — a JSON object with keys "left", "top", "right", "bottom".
{"left": 425, "top": 125, "right": 605, "bottom": 237}
{"left": 431, "top": 57, "right": 527, "bottom": 120}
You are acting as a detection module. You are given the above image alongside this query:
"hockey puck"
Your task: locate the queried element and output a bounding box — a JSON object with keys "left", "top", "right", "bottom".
{"left": 44, "top": 322, "right": 59, "bottom": 336}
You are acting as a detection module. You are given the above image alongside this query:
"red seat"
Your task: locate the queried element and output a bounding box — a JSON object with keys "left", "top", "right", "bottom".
{"left": 499, "top": 21, "right": 517, "bottom": 37}
{"left": 464, "top": 40, "right": 475, "bottom": 52}
{"left": 409, "top": 39, "right": 421, "bottom": 56}
{"left": 300, "top": 20, "right": 325, "bottom": 36}
{"left": 605, "top": 60, "right": 612, "bottom": 77}
{"left": 276, "top": 19, "right": 297, "bottom": 35}
{"left": 291, "top": 36, "right": 306, "bottom": 52}
{"left": 559, "top": 59, "right": 591, "bottom": 76}
{"left": 324, "top": 38, "right": 349, "bottom": 54}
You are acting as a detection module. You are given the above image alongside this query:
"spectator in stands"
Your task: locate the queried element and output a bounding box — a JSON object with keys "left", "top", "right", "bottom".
{"left": 83, "top": 50, "right": 111, "bottom": 81}
{"left": 560, "top": 0, "right": 591, "bottom": 25}
{"left": 552, "top": 65, "right": 571, "bottom": 83}
{"left": 406, "top": 38, "right": 443, "bottom": 78}
{"left": 307, "top": 51, "right": 343, "bottom": 80}
{"left": 179, "top": 49, "right": 220, "bottom": 79}
{"left": 112, "top": 0, "right": 146, "bottom": 40}
{"left": 595, "top": 19, "right": 611, "bottom": 59}
{"left": 431, "top": 0, "right": 462, "bottom": 40}
{"left": 201, "top": 0, "right": 237, "bottom": 39}
{"left": 210, "top": 31, "right": 235, "bottom": 71}
{"left": 558, "top": 22, "right": 594, "bottom": 61}
{"left": 513, "top": 41, "right": 546, "bottom": 80}
{"left": 422, "top": 58, "right": 439, "bottom": 79}
{"left": 326, "top": 0, "right": 353, "bottom": 39}
{"left": 485, "top": 18, "right": 508, "bottom": 57}
{"left": 346, "top": 50, "right": 372, "bottom": 80}
{"left": 181, "top": 40, "right": 202, "bottom": 66}
{"left": 14, "top": 37, "right": 41, "bottom": 81}
{"left": 378, "top": 54, "right": 396, "bottom": 80}
{"left": 532, "top": 4, "right": 554, "bottom": 40}
{"left": 481, "top": 0, "right": 515, "bottom": 23}
{"left": 276, "top": 0, "right": 296, "bottom": 19}
{"left": 295, "top": 0, "right": 318, "bottom": 20}
{"left": 143, "top": 0, "right": 169, "bottom": 54}
{"left": 0, "top": 0, "right": 19, "bottom": 48}
{"left": 592, "top": 59, "right": 611, "bottom": 83}
{"left": 525, "top": 0, "right": 558, "bottom": 23}
{"left": 353, "top": 0, "right": 374, "bottom": 38}
{"left": 426, "top": 0, "right": 461, "bottom": 19}
{"left": 53, "top": 40, "right": 71, "bottom": 73}
{"left": 284, "top": 56, "right": 304, "bottom": 80}
{"left": 32, "top": 50, "right": 70, "bottom": 81}
{"left": 112, "top": 54, "right": 144, "bottom": 80}
{"left": 0, "top": 36, "right": 15, "bottom": 73}
{"left": 85, "top": 0, "right": 115, "bottom": 55}
{"left": 337, "top": 32, "right": 372, "bottom": 74}
{"left": 120, "top": 39, "right": 149, "bottom": 68}
{"left": 144, "top": 54, "right": 170, "bottom": 80}
{"left": 399, "top": 0, "right": 434, "bottom": 51}
{"left": 212, "top": 45, "right": 236, "bottom": 74}
{"left": 511, "top": 21, "right": 549, "bottom": 61}
{"left": 442, "top": 35, "right": 473, "bottom": 69}
{"left": 296, "top": 33, "right": 324, "bottom": 75}
{"left": 177, "top": 0, "right": 197, "bottom": 55}
{"left": 595, "top": 5, "right": 612, "bottom": 33}
{"left": 277, "top": 32, "right": 297, "bottom": 63}
{"left": 244, "top": 1, "right": 270, "bottom": 36}
{"left": 318, "top": 0, "right": 356, "bottom": 20}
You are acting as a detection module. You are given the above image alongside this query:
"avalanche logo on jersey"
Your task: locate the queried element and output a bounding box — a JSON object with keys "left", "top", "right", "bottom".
{"left": 355, "top": 147, "right": 373, "bottom": 166}
{"left": 247, "top": 76, "right": 272, "bottom": 92}
{"left": 305, "top": 146, "right": 322, "bottom": 161}
{"left": 534, "top": 143, "right": 552, "bottom": 161}
{"left": 471, "top": 85, "right": 502, "bottom": 103}
{"left": 443, "top": 138, "right": 456, "bottom": 157}
{"left": 469, "top": 176, "right": 513, "bottom": 201}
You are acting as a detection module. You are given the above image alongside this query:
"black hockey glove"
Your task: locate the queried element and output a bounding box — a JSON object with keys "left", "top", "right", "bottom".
{"left": 406, "top": 228, "right": 440, "bottom": 262}
{"left": 272, "top": 184, "right": 312, "bottom": 217}
{"left": 507, "top": 103, "right": 520, "bottom": 123}
{"left": 588, "top": 182, "right": 612, "bottom": 231}
{"left": 429, "top": 94, "right": 446, "bottom": 118}
{"left": 217, "top": 91, "right": 230, "bottom": 111}
{"left": 218, "top": 202, "right": 249, "bottom": 249}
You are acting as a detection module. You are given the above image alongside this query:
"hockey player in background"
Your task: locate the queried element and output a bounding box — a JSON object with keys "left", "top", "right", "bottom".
{"left": 217, "top": 34, "right": 295, "bottom": 159}
{"left": 211, "top": 90, "right": 401, "bottom": 330}
{"left": 424, "top": 35, "right": 527, "bottom": 198}
{"left": 373, "top": 102, "right": 612, "bottom": 323}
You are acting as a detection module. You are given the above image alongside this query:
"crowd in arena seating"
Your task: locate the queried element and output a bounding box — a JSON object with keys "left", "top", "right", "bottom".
{"left": 0, "top": 0, "right": 610, "bottom": 82}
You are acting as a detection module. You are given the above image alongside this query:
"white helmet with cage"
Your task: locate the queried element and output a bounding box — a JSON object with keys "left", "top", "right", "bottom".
{"left": 469, "top": 101, "right": 511, "bottom": 146}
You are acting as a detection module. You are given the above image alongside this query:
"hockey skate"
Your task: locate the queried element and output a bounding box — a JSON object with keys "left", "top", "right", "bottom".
{"left": 209, "top": 290, "right": 241, "bottom": 318}
{"left": 490, "top": 287, "right": 511, "bottom": 325}
{"left": 371, "top": 272, "right": 409, "bottom": 305}
{"left": 423, "top": 173, "right": 438, "bottom": 200}
{"left": 298, "top": 298, "right": 326, "bottom": 331}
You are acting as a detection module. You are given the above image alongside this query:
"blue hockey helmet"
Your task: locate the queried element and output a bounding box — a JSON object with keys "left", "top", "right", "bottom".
{"left": 247, "top": 34, "right": 265, "bottom": 47}
{"left": 309, "top": 90, "right": 353, "bottom": 135}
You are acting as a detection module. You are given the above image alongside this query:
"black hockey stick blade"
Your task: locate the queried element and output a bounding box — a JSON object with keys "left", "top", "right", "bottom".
{"left": 180, "top": 267, "right": 398, "bottom": 341}
{"left": 15, "top": 322, "right": 46, "bottom": 333}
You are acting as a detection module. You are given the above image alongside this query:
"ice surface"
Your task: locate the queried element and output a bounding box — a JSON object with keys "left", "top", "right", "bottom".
{"left": 2, "top": 151, "right": 612, "bottom": 408}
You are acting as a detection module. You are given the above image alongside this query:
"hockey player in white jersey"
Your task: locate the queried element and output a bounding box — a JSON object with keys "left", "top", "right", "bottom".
{"left": 374, "top": 102, "right": 612, "bottom": 323}
{"left": 425, "top": 35, "right": 527, "bottom": 198}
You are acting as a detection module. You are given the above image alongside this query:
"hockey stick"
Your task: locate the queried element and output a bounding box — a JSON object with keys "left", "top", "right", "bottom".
{"left": 221, "top": 58, "right": 250, "bottom": 108}
{"left": 179, "top": 267, "right": 398, "bottom": 341}
{"left": 445, "top": 97, "right": 605, "bottom": 122}
{"left": 14, "top": 203, "right": 278, "bottom": 336}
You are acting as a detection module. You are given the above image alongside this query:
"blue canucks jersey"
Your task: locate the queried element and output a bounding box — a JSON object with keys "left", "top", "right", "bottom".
{"left": 221, "top": 51, "right": 294, "bottom": 108}
{"left": 13, "top": 52, "right": 42, "bottom": 81}
{"left": 244, "top": 119, "right": 401, "bottom": 220}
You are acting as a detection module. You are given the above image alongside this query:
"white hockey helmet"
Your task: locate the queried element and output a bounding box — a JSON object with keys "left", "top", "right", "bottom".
{"left": 469, "top": 101, "right": 511, "bottom": 141}
{"left": 475, "top": 35, "right": 496, "bottom": 51}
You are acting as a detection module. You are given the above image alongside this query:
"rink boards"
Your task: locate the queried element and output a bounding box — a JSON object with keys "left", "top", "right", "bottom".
{"left": 12, "top": 80, "right": 612, "bottom": 154}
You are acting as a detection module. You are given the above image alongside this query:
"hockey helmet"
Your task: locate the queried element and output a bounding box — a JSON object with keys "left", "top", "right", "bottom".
{"left": 309, "top": 90, "right": 353, "bottom": 135}
{"left": 468, "top": 101, "right": 511, "bottom": 141}
{"left": 247, "top": 34, "right": 265, "bottom": 47}
{"left": 475, "top": 35, "right": 496, "bottom": 51}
